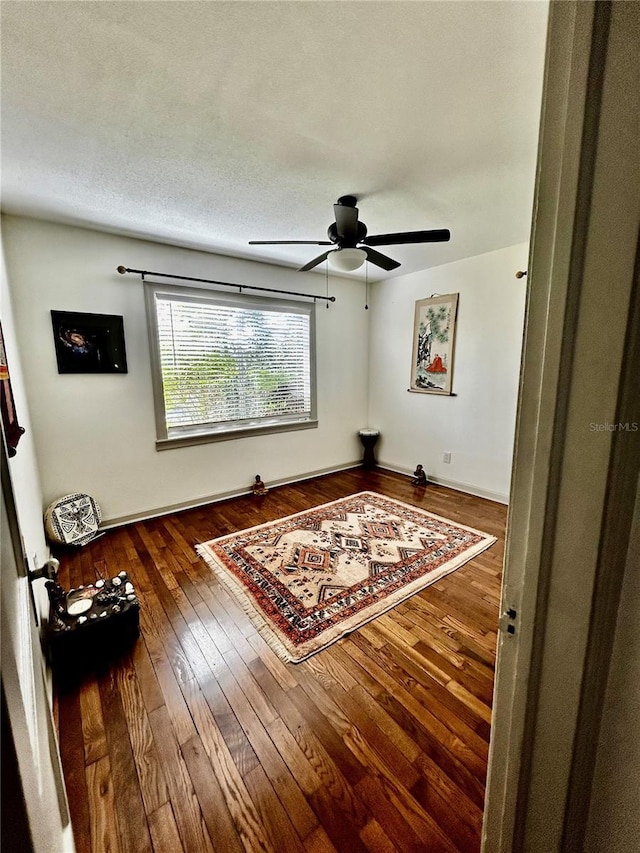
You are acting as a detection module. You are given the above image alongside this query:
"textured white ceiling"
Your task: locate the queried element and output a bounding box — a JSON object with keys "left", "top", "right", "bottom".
{"left": 1, "top": 1, "right": 548, "bottom": 279}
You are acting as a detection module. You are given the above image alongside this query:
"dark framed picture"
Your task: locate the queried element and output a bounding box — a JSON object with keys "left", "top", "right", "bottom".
{"left": 51, "top": 311, "right": 128, "bottom": 374}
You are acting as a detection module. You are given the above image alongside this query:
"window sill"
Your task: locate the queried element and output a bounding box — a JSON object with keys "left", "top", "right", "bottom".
{"left": 155, "top": 418, "right": 318, "bottom": 451}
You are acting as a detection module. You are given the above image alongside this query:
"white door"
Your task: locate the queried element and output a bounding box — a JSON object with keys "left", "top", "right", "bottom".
{"left": 1, "top": 437, "right": 74, "bottom": 853}
{"left": 483, "top": 2, "right": 640, "bottom": 850}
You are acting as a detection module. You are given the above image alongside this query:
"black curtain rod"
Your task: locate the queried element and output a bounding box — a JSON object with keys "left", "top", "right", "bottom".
{"left": 116, "top": 266, "right": 336, "bottom": 303}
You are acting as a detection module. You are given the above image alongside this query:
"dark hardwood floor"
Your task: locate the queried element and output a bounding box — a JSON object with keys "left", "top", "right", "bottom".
{"left": 52, "top": 468, "right": 505, "bottom": 853}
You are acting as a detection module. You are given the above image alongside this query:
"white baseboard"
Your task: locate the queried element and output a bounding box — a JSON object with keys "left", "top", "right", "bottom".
{"left": 100, "top": 460, "right": 362, "bottom": 529}
{"left": 101, "top": 458, "right": 507, "bottom": 529}
{"left": 377, "top": 461, "right": 509, "bottom": 505}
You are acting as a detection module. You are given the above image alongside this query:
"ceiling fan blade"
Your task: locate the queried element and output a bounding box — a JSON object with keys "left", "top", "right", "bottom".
{"left": 333, "top": 202, "right": 359, "bottom": 242}
{"left": 249, "top": 240, "right": 332, "bottom": 245}
{"left": 298, "top": 250, "right": 332, "bottom": 272}
{"left": 363, "top": 229, "right": 450, "bottom": 246}
{"left": 363, "top": 247, "right": 401, "bottom": 271}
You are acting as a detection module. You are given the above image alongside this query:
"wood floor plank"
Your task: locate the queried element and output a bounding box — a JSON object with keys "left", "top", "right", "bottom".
{"left": 223, "top": 645, "right": 278, "bottom": 726}
{"left": 347, "top": 650, "right": 487, "bottom": 808}
{"left": 193, "top": 597, "right": 236, "bottom": 655}
{"left": 53, "top": 469, "right": 506, "bottom": 853}
{"left": 243, "top": 764, "right": 308, "bottom": 853}
{"left": 446, "top": 679, "right": 493, "bottom": 725}
{"left": 86, "top": 755, "right": 121, "bottom": 853}
{"left": 267, "top": 716, "right": 322, "bottom": 796}
{"left": 303, "top": 825, "right": 339, "bottom": 853}
{"left": 297, "top": 663, "right": 420, "bottom": 790}
{"left": 307, "top": 785, "right": 371, "bottom": 853}
{"left": 220, "top": 674, "right": 320, "bottom": 840}
{"left": 288, "top": 682, "right": 369, "bottom": 789}
{"left": 128, "top": 635, "right": 166, "bottom": 715}
{"left": 116, "top": 656, "right": 169, "bottom": 816}
{"left": 347, "top": 635, "right": 488, "bottom": 778}
{"left": 181, "top": 735, "right": 252, "bottom": 853}
{"left": 380, "top": 641, "right": 492, "bottom": 745}
{"left": 147, "top": 803, "right": 185, "bottom": 853}
{"left": 330, "top": 643, "right": 386, "bottom": 699}
{"left": 199, "top": 674, "right": 261, "bottom": 776}
{"left": 246, "top": 630, "right": 299, "bottom": 691}
{"left": 343, "top": 723, "right": 459, "bottom": 852}
{"left": 180, "top": 678, "right": 273, "bottom": 851}
{"left": 417, "top": 638, "right": 495, "bottom": 703}
{"left": 133, "top": 524, "right": 181, "bottom": 592}
{"left": 355, "top": 775, "right": 431, "bottom": 853}
{"left": 397, "top": 605, "right": 497, "bottom": 670}
{"left": 360, "top": 818, "right": 400, "bottom": 853}
{"left": 308, "top": 645, "right": 360, "bottom": 692}
{"left": 147, "top": 705, "right": 216, "bottom": 853}
{"left": 126, "top": 531, "right": 199, "bottom": 687}
{"left": 57, "top": 684, "right": 92, "bottom": 853}
{"left": 79, "top": 678, "right": 108, "bottom": 766}
{"left": 143, "top": 636, "right": 197, "bottom": 746}
{"left": 97, "top": 666, "right": 153, "bottom": 853}
{"left": 413, "top": 750, "right": 484, "bottom": 841}
{"left": 348, "top": 683, "right": 422, "bottom": 763}
{"left": 247, "top": 654, "right": 371, "bottom": 827}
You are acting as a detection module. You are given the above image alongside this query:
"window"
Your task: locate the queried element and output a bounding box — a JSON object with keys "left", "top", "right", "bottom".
{"left": 145, "top": 283, "right": 317, "bottom": 449}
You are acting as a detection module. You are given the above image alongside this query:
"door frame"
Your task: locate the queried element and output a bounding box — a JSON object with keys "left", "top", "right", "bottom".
{"left": 483, "top": 2, "right": 640, "bottom": 850}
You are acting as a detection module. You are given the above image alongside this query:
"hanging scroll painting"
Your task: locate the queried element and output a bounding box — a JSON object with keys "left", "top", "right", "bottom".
{"left": 410, "top": 293, "right": 459, "bottom": 395}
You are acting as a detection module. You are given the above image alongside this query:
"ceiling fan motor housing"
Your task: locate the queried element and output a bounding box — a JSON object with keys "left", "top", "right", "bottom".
{"left": 327, "top": 220, "right": 368, "bottom": 247}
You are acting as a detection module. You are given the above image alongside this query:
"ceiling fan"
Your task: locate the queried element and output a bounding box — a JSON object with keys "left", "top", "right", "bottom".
{"left": 249, "top": 195, "right": 450, "bottom": 272}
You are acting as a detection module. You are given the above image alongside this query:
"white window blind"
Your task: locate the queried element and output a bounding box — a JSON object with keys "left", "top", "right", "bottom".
{"left": 145, "top": 284, "right": 317, "bottom": 448}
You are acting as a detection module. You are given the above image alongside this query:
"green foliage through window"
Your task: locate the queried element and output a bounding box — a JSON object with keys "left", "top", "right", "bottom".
{"left": 152, "top": 293, "right": 314, "bottom": 436}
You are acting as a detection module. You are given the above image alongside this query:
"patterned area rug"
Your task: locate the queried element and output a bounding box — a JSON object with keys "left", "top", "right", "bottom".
{"left": 196, "top": 491, "right": 496, "bottom": 663}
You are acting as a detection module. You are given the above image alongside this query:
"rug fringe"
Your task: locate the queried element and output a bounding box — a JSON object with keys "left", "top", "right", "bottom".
{"left": 195, "top": 543, "right": 296, "bottom": 663}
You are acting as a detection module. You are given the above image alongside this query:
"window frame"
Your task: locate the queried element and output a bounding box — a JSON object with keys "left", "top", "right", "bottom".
{"left": 144, "top": 282, "right": 318, "bottom": 450}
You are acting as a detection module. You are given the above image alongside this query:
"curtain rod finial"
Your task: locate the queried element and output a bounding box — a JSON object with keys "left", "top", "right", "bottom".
{"left": 117, "top": 266, "right": 127, "bottom": 274}
{"left": 515, "top": 270, "right": 528, "bottom": 279}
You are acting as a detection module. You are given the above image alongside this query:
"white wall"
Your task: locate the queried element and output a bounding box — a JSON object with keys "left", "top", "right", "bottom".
{"left": 2, "top": 215, "right": 369, "bottom": 523}
{"left": 368, "top": 243, "right": 528, "bottom": 502}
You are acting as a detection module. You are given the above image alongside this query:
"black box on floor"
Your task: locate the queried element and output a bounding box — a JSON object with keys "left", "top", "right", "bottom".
{"left": 46, "top": 572, "right": 140, "bottom": 669}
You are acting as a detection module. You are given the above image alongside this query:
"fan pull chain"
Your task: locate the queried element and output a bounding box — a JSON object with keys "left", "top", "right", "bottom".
{"left": 325, "top": 260, "right": 329, "bottom": 308}
{"left": 365, "top": 263, "right": 369, "bottom": 310}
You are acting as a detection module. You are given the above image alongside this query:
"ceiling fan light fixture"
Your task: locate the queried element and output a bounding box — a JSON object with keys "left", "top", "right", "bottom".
{"left": 329, "top": 247, "right": 367, "bottom": 272}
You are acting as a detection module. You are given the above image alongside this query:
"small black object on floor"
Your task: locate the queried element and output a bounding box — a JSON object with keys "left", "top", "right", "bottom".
{"left": 358, "top": 428, "right": 380, "bottom": 469}
{"left": 412, "top": 464, "right": 428, "bottom": 486}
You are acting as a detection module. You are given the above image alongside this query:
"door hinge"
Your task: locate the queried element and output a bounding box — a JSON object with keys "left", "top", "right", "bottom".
{"left": 499, "top": 606, "right": 518, "bottom": 636}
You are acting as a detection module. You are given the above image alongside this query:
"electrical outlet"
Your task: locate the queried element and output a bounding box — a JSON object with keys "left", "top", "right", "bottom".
{"left": 443, "top": 451, "right": 451, "bottom": 464}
